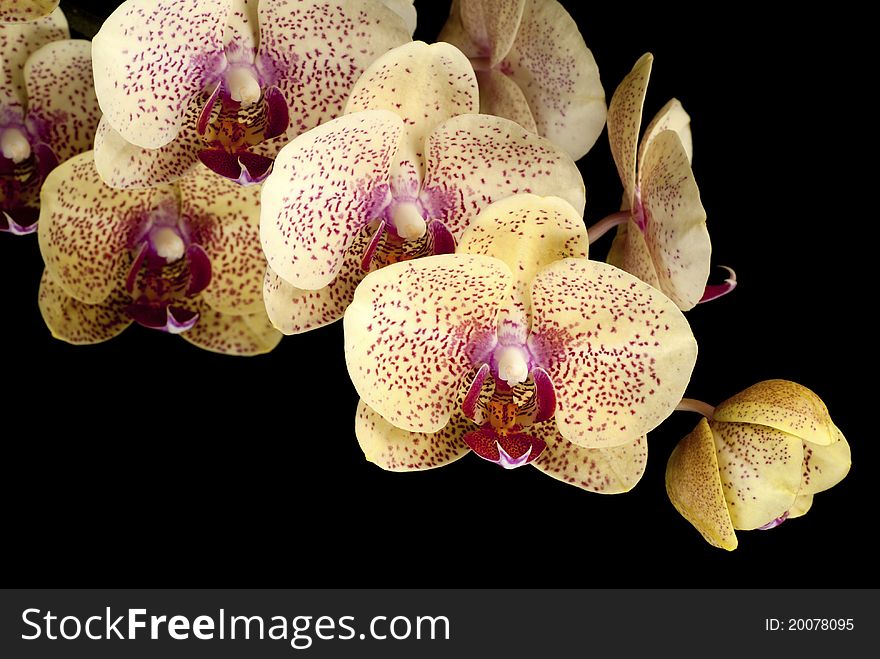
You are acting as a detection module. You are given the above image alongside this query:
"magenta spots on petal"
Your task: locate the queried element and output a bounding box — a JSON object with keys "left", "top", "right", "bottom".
{"left": 185, "top": 244, "right": 212, "bottom": 296}
{"left": 700, "top": 265, "right": 738, "bottom": 303}
{"left": 198, "top": 148, "right": 243, "bottom": 180}
{"left": 464, "top": 426, "right": 546, "bottom": 470}
{"left": 531, "top": 367, "right": 557, "bottom": 423}
{"left": 429, "top": 220, "right": 456, "bottom": 255}
{"left": 462, "top": 364, "right": 491, "bottom": 421}
{"left": 757, "top": 511, "right": 790, "bottom": 530}
{"left": 263, "top": 86, "right": 290, "bottom": 139}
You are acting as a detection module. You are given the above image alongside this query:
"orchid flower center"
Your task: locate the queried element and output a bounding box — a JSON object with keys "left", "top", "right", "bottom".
{"left": 1, "top": 127, "right": 31, "bottom": 163}
{"left": 390, "top": 200, "right": 427, "bottom": 240}
{"left": 495, "top": 345, "right": 529, "bottom": 386}
{"left": 150, "top": 226, "right": 186, "bottom": 262}
{"left": 225, "top": 67, "right": 262, "bottom": 107}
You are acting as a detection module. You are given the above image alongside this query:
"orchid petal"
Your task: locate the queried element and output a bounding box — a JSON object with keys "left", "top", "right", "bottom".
{"left": 456, "top": 0, "right": 525, "bottom": 67}
{"left": 92, "top": 0, "right": 229, "bottom": 149}
{"left": 0, "top": 0, "right": 59, "bottom": 24}
{"left": 799, "top": 429, "right": 851, "bottom": 495}
{"left": 23, "top": 39, "right": 100, "bottom": 163}
{"left": 787, "top": 494, "right": 813, "bottom": 519}
{"left": 380, "top": 0, "right": 417, "bottom": 37}
{"left": 534, "top": 421, "right": 647, "bottom": 494}
{"left": 457, "top": 194, "right": 587, "bottom": 335}
{"left": 606, "top": 220, "right": 662, "bottom": 289}
{"left": 423, "top": 113, "right": 585, "bottom": 238}
{"left": 529, "top": 258, "right": 696, "bottom": 448}
{"left": 355, "top": 399, "right": 471, "bottom": 471}
{"left": 640, "top": 98, "right": 693, "bottom": 165}
{"left": 475, "top": 68, "right": 537, "bottom": 133}
{"left": 711, "top": 421, "right": 803, "bottom": 531}
{"left": 499, "top": 0, "right": 606, "bottom": 160}
{"left": 38, "top": 270, "right": 131, "bottom": 344}
{"left": 262, "top": 225, "right": 375, "bottom": 334}
{"left": 344, "top": 254, "right": 511, "bottom": 433}
{"left": 712, "top": 379, "right": 838, "bottom": 447}
{"left": 0, "top": 7, "right": 67, "bottom": 111}
{"left": 178, "top": 164, "right": 264, "bottom": 314}
{"left": 666, "top": 418, "right": 738, "bottom": 551}
{"left": 224, "top": 0, "right": 258, "bottom": 65}
{"left": 260, "top": 110, "right": 403, "bottom": 290}
{"left": 256, "top": 0, "right": 410, "bottom": 137}
{"left": 640, "top": 129, "right": 710, "bottom": 310}
{"left": 607, "top": 53, "right": 652, "bottom": 208}
{"left": 181, "top": 303, "right": 282, "bottom": 356}
{"left": 345, "top": 41, "right": 478, "bottom": 191}
{"left": 38, "top": 151, "right": 177, "bottom": 303}
{"left": 93, "top": 115, "right": 202, "bottom": 189}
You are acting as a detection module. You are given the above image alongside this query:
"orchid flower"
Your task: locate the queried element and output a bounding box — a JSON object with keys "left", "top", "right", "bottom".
{"left": 1, "top": 8, "right": 100, "bottom": 234}
{"left": 345, "top": 193, "right": 696, "bottom": 487}
{"left": 438, "top": 0, "right": 606, "bottom": 161}
{"left": 0, "top": 0, "right": 58, "bottom": 23}
{"left": 37, "top": 151, "right": 282, "bottom": 355}
{"left": 261, "top": 41, "right": 586, "bottom": 335}
{"left": 667, "top": 380, "right": 851, "bottom": 550}
{"left": 91, "top": 0, "right": 411, "bottom": 188}
{"left": 590, "top": 53, "right": 731, "bottom": 311}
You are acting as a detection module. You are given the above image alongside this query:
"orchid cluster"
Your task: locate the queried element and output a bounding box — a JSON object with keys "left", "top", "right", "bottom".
{"left": 1, "top": 0, "right": 850, "bottom": 550}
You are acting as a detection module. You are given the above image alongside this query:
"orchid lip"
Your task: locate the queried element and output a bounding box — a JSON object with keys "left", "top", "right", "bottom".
{"left": 757, "top": 511, "right": 790, "bottom": 530}
{"left": 700, "top": 265, "right": 738, "bottom": 303}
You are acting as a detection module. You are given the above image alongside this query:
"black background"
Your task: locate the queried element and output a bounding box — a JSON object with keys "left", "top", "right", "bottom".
{"left": 2, "top": 1, "right": 871, "bottom": 587}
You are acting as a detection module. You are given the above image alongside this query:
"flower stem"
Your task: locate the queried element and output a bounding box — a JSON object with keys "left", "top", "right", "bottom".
{"left": 675, "top": 398, "right": 715, "bottom": 419}
{"left": 587, "top": 211, "right": 629, "bottom": 243}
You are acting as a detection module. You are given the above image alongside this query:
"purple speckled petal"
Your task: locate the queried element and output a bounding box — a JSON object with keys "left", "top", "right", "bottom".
{"left": 92, "top": 0, "right": 230, "bottom": 149}
{"left": 179, "top": 165, "right": 265, "bottom": 314}
{"left": 474, "top": 68, "right": 537, "bottom": 133}
{"left": 699, "top": 265, "right": 737, "bottom": 303}
{"left": 260, "top": 110, "right": 403, "bottom": 290}
{"left": 533, "top": 421, "right": 648, "bottom": 494}
{"left": 1, "top": 208, "right": 39, "bottom": 234}
{"left": 463, "top": 425, "right": 546, "bottom": 469}
{"left": 94, "top": 115, "right": 202, "bottom": 189}
{"left": 263, "top": 85, "right": 289, "bottom": 139}
{"left": 23, "top": 39, "right": 101, "bottom": 163}
{"left": 345, "top": 41, "right": 478, "bottom": 194}
{"left": 439, "top": 0, "right": 525, "bottom": 66}
{"left": 530, "top": 366, "right": 555, "bottom": 423}
{"left": 38, "top": 151, "right": 179, "bottom": 303}
{"left": 461, "top": 363, "right": 491, "bottom": 420}
{"left": 255, "top": 0, "right": 410, "bottom": 138}
{"left": 607, "top": 53, "right": 652, "bottom": 209}
{"left": 38, "top": 270, "right": 132, "bottom": 345}
{"left": 185, "top": 244, "right": 212, "bottom": 296}
{"left": 344, "top": 254, "right": 510, "bottom": 433}
{"left": 422, "top": 114, "right": 584, "bottom": 239}
{"left": 529, "top": 258, "right": 696, "bottom": 448}
{"left": 355, "top": 399, "right": 472, "bottom": 472}
{"left": 0, "top": 7, "right": 67, "bottom": 111}
{"left": 495, "top": 0, "right": 606, "bottom": 160}
{"left": 0, "top": 0, "right": 60, "bottom": 24}
{"left": 181, "top": 302, "right": 282, "bottom": 355}
{"left": 639, "top": 129, "right": 710, "bottom": 310}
